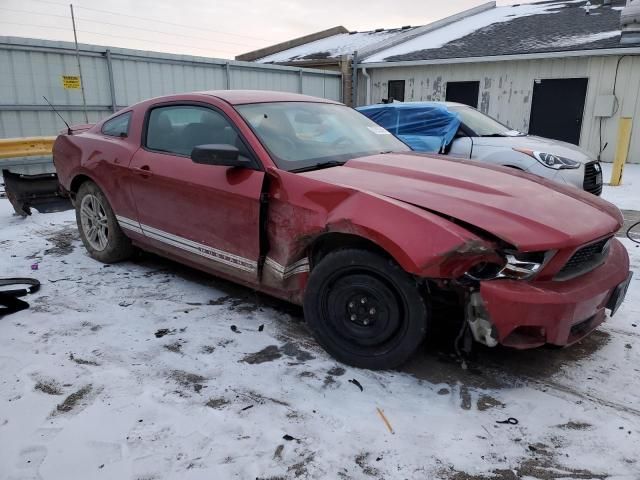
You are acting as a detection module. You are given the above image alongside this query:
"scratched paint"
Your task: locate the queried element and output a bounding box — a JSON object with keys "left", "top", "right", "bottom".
{"left": 432, "top": 76, "right": 443, "bottom": 101}
{"left": 480, "top": 91, "right": 490, "bottom": 113}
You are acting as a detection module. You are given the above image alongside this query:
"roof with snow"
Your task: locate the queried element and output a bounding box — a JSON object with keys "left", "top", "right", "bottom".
{"left": 246, "top": 0, "right": 640, "bottom": 66}
{"left": 365, "top": 0, "right": 640, "bottom": 63}
{"left": 254, "top": 26, "right": 420, "bottom": 63}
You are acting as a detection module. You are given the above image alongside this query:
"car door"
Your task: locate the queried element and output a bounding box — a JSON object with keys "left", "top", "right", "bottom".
{"left": 127, "top": 102, "right": 264, "bottom": 283}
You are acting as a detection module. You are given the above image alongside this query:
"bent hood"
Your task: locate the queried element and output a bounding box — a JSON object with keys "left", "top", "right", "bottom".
{"left": 301, "top": 153, "right": 621, "bottom": 251}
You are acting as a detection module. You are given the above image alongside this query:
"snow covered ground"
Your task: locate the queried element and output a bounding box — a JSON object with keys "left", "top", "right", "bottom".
{"left": 1, "top": 169, "right": 639, "bottom": 480}
{"left": 601, "top": 162, "right": 640, "bottom": 211}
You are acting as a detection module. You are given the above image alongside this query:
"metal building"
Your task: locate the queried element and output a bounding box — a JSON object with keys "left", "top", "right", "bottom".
{"left": 0, "top": 36, "right": 342, "bottom": 139}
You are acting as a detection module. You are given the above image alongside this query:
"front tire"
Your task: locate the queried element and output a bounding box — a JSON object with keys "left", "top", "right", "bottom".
{"left": 304, "top": 248, "right": 428, "bottom": 369}
{"left": 75, "top": 181, "right": 134, "bottom": 263}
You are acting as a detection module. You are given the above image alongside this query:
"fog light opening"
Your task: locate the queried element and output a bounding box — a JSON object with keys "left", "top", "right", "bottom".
{"left": 465, "top": 262, "right": 505, "bottom": 281}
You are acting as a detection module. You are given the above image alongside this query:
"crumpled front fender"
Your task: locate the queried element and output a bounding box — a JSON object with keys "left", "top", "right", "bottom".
{"left": 265, "top": 168, "right": 494, "bottom": 282}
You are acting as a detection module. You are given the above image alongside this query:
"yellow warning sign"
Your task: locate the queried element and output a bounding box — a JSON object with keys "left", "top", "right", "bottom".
{"left": 61, "top": 75, "right": 81, "bottom": 89}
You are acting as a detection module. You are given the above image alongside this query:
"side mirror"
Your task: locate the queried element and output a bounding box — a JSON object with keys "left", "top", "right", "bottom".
{"left": 190, "top": 144, "right": 250, "bottom": 168}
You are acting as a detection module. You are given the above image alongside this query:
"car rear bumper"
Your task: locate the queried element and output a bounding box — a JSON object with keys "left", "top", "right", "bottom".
{"left": 479, "top": 239, "right": 630, "bottom": 349}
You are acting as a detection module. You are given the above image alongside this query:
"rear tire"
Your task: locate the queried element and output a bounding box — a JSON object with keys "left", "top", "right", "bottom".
{"left": 304, "top": 248, "right": 428, "bottom": 369}
{"left": 75, "top": 181, "right": 134, "bottom": 263}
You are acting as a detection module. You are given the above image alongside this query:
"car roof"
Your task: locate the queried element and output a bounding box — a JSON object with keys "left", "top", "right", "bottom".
{"left": 358, "top": 101, "right": 467, "bottom": 110}
{"left": 197, "top": 90, "right": 343, "bottom": 106}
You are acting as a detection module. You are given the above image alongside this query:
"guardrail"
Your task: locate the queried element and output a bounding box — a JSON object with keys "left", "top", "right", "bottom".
{"left": 0, "top": 136, "right": 56, "bottom": 160}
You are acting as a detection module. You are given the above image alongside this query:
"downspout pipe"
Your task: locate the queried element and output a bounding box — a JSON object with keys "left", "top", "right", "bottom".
{"left": 351, "top": 50, "right": 359, "bottom": 107}
{"left": 361, "top": 67, "right": 371, "bottom": 106}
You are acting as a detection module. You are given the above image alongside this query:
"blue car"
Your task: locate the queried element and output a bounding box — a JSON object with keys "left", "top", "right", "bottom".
{"left": 357, "top": 102, "right": 461, "bottom": 153}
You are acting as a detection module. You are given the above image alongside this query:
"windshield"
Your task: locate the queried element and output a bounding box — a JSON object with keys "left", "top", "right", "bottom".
{"left": 448, "top": 105, "right": 523, "bottom": 137}
{"left": 236, "top": 102, "right": 410, "bottom": 171}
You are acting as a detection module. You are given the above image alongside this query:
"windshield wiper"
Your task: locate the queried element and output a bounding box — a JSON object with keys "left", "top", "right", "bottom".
{"left": 291, "top": 161, "right": 346, "bottom": 173}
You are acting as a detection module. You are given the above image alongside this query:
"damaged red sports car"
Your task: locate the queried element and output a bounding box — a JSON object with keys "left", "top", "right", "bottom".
{"left": 53, "top": 91, "right": 632, "bottom": 369}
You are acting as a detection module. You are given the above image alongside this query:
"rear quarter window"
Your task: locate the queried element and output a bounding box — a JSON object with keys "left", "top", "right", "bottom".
{"left": 101, "top": 112, "right": 132, "bottom": 137}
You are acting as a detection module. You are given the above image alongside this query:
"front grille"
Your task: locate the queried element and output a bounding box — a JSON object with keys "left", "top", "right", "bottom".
{"left": 557, "top": 237, "right": 610, "bottom": 280}
{"left": 583, "top": 161, "right": 603, "bottom": 196}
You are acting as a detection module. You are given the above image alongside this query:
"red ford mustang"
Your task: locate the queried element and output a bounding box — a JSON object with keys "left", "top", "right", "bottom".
{"left": 53, "top": 90, "right": 632, "bottom": 369}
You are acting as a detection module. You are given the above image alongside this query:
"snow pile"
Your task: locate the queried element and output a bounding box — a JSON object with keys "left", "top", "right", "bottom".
{"left": 365, "top": 1, "right": 575, "bottom": 62}
{"left": 549, "top": 30, "right": 621, "bottom": 47}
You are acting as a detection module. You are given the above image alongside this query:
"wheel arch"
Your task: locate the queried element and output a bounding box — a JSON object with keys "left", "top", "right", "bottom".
{"left": 69, "top": 173, "right": 94, "bottom": 195}
{"left": 309, "top": 231, "right": 393, "bottom": 269}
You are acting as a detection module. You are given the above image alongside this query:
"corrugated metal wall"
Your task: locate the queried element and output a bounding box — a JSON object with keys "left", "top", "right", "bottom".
{"left": 359, "top": 55, "right": 640, "bottom": 163}
{"left": 0, "top": 36, "right": 342, "bottom": 138}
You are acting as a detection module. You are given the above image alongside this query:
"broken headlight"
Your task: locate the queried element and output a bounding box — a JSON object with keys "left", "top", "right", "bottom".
{"left": 465, "top": 251, "right": 546, "bottom": 281}
{"left": 513, "top": 148, "right": 580, "bottom": 170}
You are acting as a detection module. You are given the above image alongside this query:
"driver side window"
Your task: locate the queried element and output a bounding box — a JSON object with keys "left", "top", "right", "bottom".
{"left": 145, "top": 105, "right": 251, "bottom": 159}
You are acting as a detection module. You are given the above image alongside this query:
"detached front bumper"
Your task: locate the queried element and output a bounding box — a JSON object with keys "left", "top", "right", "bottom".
{"left": 478, "top": 239, "right": 630, "bottom": 349}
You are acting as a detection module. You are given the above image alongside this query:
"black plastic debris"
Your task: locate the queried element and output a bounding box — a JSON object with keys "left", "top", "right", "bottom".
{"left": 154, "top": 328, "right": 174, "bottom": 338}
{"left": 258, "top": 324, "right": 264, "bottom": 332}
{"left": 241, "top": 404, "right": 253, "bottom": 411}
{"left": 230, "top": 325, "right": 241, "bottom": 333}
{"left": 0, "top": 278, "right": 40, "bottom": 317}
{"left": 349, "top": 379, "right": 363, "bottom": 392}
{"left": 496, "top": 417, "right": 519, "bottom": 425}
{"left": 282, "top": 434, "right": 296, "bottom": 441}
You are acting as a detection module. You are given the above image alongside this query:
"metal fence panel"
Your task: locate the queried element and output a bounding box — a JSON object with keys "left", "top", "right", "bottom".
{"left": 0, "top": 36, "right": 342, "bottom": 139}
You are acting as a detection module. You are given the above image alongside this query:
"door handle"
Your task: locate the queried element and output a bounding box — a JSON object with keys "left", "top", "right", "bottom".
{"left": 133, "top": 165, "right": 153, "bottom": 177}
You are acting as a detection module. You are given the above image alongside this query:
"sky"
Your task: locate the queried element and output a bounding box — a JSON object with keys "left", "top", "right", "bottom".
{"left": 0, "top": 0, "right": 538, "bottom": 59}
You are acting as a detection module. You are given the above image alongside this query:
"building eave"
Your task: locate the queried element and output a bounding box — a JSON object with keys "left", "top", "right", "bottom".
{"left": 274, "top": 58, "right": 342, "bottom": 67}
{"left": 361, "top": 47, "right": 640, "bottom": 68}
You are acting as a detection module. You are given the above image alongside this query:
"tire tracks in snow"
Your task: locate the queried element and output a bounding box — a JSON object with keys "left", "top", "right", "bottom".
{"left": 482, "top": 361, "right": 640, "bottom": 420}
{"left": 602, "top": 326, "right": 640, "bottom": 339}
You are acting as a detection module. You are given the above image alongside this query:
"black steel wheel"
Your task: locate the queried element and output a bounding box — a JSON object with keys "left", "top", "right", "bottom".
{"left": 304, "top": 248, "right": 428, "bottom": 369}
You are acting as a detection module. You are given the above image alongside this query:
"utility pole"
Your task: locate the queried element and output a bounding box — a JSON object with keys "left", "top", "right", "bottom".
{"left": 70, "top": 4, "right": 89, "bottom": 123}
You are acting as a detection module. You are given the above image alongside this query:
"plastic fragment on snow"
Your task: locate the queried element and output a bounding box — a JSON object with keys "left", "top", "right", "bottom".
{"left": 349, "top": 379, "right": 363, "bottom": 391}
{"left": 376, "top": 408, "right": 394, "bottom": 434}
{"left": 154, "top": 328, "right": 174, "bottom": 338}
